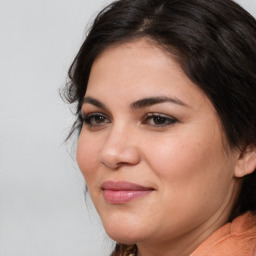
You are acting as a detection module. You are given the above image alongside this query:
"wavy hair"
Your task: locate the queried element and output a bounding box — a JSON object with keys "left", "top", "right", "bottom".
{"left": 62, "top": 0, "right": 256, "bottom": 253}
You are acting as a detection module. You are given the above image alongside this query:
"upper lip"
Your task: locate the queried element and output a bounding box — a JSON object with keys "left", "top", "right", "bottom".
{"left": 101, "top": 181, "right": 154, "bottom": 191}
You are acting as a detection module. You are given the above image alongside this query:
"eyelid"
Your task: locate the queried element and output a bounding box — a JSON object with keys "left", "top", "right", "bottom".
{"left": 142, "top": 113, "right": 177, "bottom": 127}
{"left": 81, "top": 112, "right": 111, "bottom": 127}
{"left": 83, "top": 112, "right": 108, "bottom": 118}
{"left": 80, "top": 110, "right": 104, "bottom": 118}
{"left": 80, "top": 105, "right": 112, "bottom": 118}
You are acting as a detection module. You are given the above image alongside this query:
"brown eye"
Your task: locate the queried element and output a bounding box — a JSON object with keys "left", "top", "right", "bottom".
{"left": 143, "top": 113, "right": 177, "bottom": 127}
{"left": 94, "top": 115, "right": 106, "bottom": 123}
{"left": 152, "top": 116, "right": 168, "bottom": 125}
{"left": 82, "top": 113, "right": 110, "bottom": 127}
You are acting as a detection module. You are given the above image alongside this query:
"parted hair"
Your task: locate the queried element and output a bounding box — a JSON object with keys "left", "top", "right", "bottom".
{"left": 63, "top": 0, "right": 256, "bottom": 254}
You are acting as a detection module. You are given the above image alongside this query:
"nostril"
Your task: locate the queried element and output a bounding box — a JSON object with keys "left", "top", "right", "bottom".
{"left": 99, "top": 145, "right": 141, "bottom": 170}
{"left": 100, "top": 158, "right": 121, "bottom": 170}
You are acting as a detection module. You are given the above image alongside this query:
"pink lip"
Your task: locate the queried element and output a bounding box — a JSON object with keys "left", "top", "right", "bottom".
{"left": 102, "top": 181, "right": 154, "bottom": 204}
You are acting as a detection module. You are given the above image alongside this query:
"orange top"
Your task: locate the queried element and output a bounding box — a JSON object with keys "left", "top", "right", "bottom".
{"left": 115, "top": 212, "right": 256, "bottom": 256}
{"left": 191, "top": 212, "right": 256, "bottom": 256}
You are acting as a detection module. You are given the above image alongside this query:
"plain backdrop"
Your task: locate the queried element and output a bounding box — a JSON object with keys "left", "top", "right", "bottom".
{"left": 0, "top": 0, "right": 255, "bottom": 255}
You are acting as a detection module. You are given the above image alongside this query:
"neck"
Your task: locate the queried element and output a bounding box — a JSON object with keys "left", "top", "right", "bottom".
{"left": 136, "top": 180, "right": 242, "bottom": 256}
{"left": 137, "top": 206, "right": 235, "bottom": 256}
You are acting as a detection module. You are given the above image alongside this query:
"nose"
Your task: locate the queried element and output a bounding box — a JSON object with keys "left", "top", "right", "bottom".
{"left": 99, "top": 125, "right": 141, "bottom": 169}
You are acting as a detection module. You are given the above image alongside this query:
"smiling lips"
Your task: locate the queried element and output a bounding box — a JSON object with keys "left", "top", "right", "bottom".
{"left": 102, "top": 181, "right": 154, "bottom": 204}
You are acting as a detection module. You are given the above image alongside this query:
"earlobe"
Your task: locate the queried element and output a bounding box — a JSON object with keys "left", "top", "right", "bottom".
{"left": 234, "top": 145, "right": 256, "bottom": 178}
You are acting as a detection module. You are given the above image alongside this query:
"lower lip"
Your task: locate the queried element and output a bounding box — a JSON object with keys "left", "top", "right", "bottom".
{"left": 103, "top": 190, "right": 153, "bottom": 204}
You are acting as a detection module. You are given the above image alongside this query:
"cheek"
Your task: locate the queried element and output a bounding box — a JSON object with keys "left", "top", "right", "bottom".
{"left": 76, "top": 132, "right": 100, "bottom": 182}
{"left": 144, "top": 133, "right": 207, "bottom": 178}
{"left": 144, "top": 130, "right": 232, "bottom": 204}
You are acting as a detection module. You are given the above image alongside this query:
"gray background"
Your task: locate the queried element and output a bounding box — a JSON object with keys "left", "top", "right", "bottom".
{"left": 0, "top": 0, "right": 255, "bottom": 255}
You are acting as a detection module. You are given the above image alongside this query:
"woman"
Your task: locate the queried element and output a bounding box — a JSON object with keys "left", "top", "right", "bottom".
{"left": 63, "top": 0, "right": 256, "bottom": 255}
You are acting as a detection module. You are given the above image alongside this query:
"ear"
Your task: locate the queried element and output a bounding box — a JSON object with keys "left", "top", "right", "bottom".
{"left": 234, "top": 144, "right": 256, "bottom": 178}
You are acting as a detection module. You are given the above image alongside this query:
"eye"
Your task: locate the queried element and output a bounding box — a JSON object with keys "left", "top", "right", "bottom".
{"left": 143, "top": 113, "right": 177, "bottom": 127}
{"left": 81, "top": 112, "right": 110, "bottom": 127}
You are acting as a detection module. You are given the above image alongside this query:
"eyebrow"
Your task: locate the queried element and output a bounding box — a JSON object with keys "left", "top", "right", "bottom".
{"left": 130, "top": 96, "right": 188, "bottom": 109}
{"left": 82, "top": 96, "right": 188, "bottom": 110}
{"left": 82, "top": 97, "right": 108, "bottom": 110}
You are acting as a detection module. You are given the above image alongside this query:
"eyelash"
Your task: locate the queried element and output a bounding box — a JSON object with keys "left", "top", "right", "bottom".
{"left": 81, "top": 112, "right": 110, "bottom": 127}
{"left": 81, "top": 112, "right": 177, "bottom": 128}
{"left": 143, "top": 113, "right": 177, "bottom": 127}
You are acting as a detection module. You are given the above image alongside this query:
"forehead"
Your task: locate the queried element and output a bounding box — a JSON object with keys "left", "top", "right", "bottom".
{"left": 85, "top": 40, "right": 218, "bottom": 122}
{"left": 86, "top": 39, "right": 207, "bottom": 106}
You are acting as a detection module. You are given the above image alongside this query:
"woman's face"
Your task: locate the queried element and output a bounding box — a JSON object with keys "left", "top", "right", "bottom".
{"left": 77, "top": 39, "right": 241, "bottom": 250}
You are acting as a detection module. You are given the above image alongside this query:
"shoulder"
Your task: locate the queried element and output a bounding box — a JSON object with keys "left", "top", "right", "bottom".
{"left": 191, "top": 211, "right": 256, "bottom": 256}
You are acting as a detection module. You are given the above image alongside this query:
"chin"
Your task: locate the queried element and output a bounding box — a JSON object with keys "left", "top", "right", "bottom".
{"left": 101, "top": 213, "right": 149, "bottom": 244}
{"left": 108, "top": 233, "right": 138, "bottom": 245}
{"left": 106, "top": 229, "right": 144, "bottom": 245}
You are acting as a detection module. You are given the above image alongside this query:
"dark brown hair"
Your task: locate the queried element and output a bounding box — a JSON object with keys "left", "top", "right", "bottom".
{"left": 63, "top": 0, "right": 256, "bottom": 253}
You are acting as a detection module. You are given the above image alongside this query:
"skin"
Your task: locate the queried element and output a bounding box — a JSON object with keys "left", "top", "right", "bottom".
{"left": 77, "top": 39, "right": 245, "bottom": 256}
